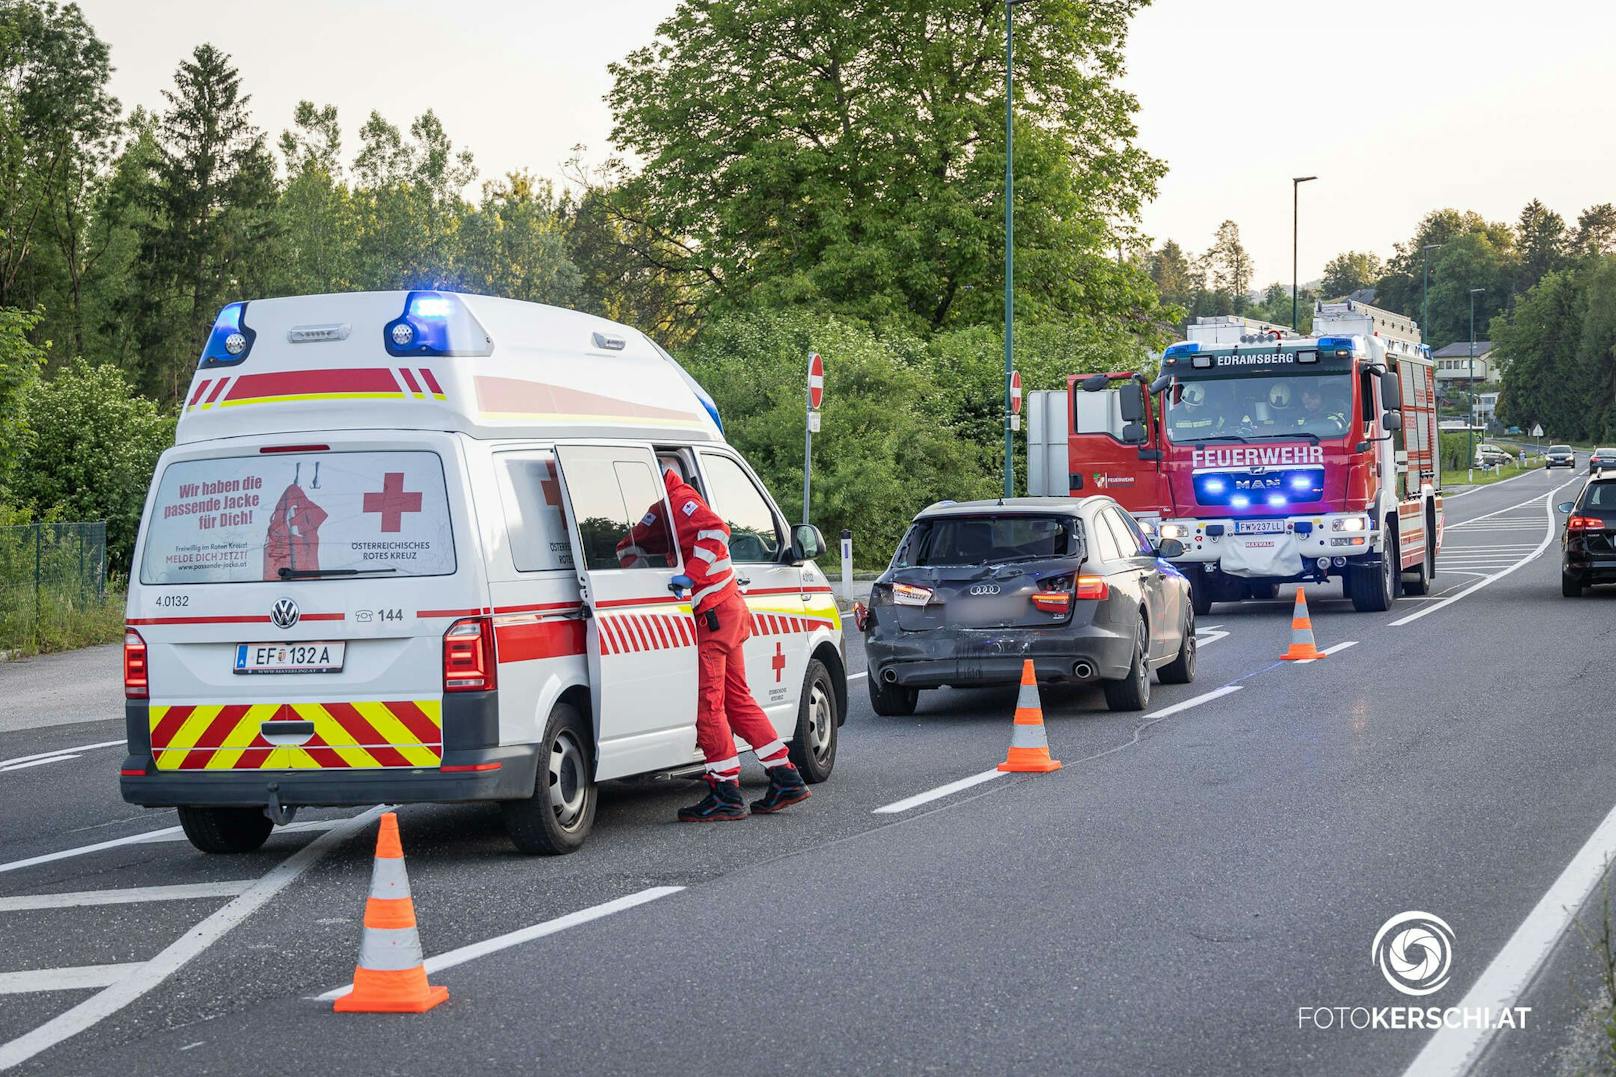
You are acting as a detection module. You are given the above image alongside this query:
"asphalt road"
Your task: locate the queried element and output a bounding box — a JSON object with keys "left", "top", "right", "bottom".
{"left": 2, "top": 463, "right": 1613, "bottom": 1075}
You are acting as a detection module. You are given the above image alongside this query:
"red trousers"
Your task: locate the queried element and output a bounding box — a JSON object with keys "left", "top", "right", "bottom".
{"left": 694, "top": 591, "right": 789, "bottom": 777}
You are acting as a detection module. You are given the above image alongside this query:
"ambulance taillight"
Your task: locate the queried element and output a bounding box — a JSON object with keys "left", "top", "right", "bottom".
{"left": 443, "top": 617, "right": 497, "bottom": 693}
{"left": 123, "top": 630, "right": 148, "bottom": 698}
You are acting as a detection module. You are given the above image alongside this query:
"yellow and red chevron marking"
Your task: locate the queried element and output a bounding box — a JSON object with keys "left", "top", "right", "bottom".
{"left": 183, "top": 368, "right": 446, "bottom": 413}
{"left": 598, "top": 609, "right": 694, "bottom": 655}
{"left": 148, "top": 700, "right": 442, "bottom": 771}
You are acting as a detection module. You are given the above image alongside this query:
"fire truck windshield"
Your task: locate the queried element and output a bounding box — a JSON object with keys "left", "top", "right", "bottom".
{"left": 1163, "top": 372, "right": 1353, "bottom": 443}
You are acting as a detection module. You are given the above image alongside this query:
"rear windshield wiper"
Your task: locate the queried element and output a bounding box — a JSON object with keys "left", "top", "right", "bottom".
{"left": 277, "top": 567, "right": 400, "bottom": 580}
{"left": 1179, "top": 434, "right": 1250, "bottom": 444}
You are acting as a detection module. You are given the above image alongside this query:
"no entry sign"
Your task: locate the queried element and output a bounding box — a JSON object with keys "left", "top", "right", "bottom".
{"left": 1010, "top": 370, "right": 1022, "bottom": 415}
{"left": 808, "top": 352, "right": 824, "bottom": 410}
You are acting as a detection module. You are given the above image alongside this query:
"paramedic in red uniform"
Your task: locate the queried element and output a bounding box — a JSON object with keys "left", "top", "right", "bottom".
{"left": 635, "top": 468, "right": 810, "bottom": 821}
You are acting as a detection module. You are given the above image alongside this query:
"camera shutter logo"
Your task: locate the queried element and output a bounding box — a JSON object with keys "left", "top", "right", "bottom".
{"left": 1372, "top": 911, "right": 1454, "bottom": 996}
{"left": 271, "top": 598, "right": 301, "bottom": 630}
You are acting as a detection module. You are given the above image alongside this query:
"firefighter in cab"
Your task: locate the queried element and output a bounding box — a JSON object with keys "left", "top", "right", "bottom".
{"left": 620, "top": 468, "right": 812, "bottom": 822}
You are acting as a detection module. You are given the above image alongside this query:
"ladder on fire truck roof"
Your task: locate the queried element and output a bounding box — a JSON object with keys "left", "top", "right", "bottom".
{"left": 1313, "top": 299, "right": 1422, "bottom": 346}
{"left": 1184, "top": 315, "right": 1298, "bottom": 345}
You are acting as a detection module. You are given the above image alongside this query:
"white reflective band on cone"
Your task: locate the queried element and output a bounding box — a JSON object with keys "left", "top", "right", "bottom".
{"left": 1010, "top": 723, "right": 1050, "bottom": 749}
{"left": 1015, "top": 682, "right": 1040, "bottom": 711}
{"left": 368, "top": 855, "right": 411, "bottom": 900}
{"left": 356, "top": 926, "right": 425, "bottom": 972}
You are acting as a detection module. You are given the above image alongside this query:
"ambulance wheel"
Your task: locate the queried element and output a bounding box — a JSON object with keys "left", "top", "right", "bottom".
{"left": 502, "top": 703, "right": 596, "bottom": 855}
{"left": 788, "top": 658, "right": 838, "bottom": 783}
{"left": 1189, "top": 570, "right": 1213, "bottom": 616}
{"left": 1102, "top": 613, "right": 1151, "bottom": 712}
{"left": 177, "top": 806, "right": 273, "bottom": 855}
{"left": 869, "top": 676, "right": 919, "bottom": 717}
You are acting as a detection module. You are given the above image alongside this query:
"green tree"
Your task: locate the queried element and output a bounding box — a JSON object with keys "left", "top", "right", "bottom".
{"left": 1574, "top": 257, "right": 1616, "bottom": 440}
{"left": 458, "top": 171, "right": 580, "bottom": 305}
{"left": 14, "top": 358, "right": 174, "bottom": 567}
{"left": 272, "top": 100, "right": 355, "bottom": 295}
{"left": 350, "top": 109, "right": 475, "bottom": 290}
{"left": 607, "top": 0, "right": 1167, "bottom": 336}
{"left": 1493, "top": 267, "right": 1588, "bottom": 438}
{"left": 1572, "top": 203, "right": 1616, "bottom": 259}
{"left": 1514, "top": 198, "right": 1567, "bottom": 293}
{"left": 1245, "top": 282, "right": 1314, "bottom": 334}
{"left": 0, "top": 303, "right": 47, "bottom": 495}
{"left": 1198, "top": 219, "right": 1252, "bottom": 313}
{"left": 1147, "top": 239, "right": 1196, "bottom": 309}
{"left": 129, "top": 44, "right": 278, "bottom": 401}
{"left": 1374, "top": 209, "right": 1518, "bottom": 346}
{"left": 1320, "top": 250, "right": 1382, "bottom": 299}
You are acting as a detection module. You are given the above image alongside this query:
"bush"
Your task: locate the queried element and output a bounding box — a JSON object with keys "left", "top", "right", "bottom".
{"left": 1439, "top": 432, "right": 1472, "bottom": 471}
{"left": 14, "top": 359, "right": 175, "bottom": 569}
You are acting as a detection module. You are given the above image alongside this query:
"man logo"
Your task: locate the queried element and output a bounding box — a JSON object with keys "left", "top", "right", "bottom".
{"left": 1372, "top": 911, "right": 1454, "bottom": 996}
{"left": 967, "top": 584, "right": 1001, "bottom": 596}
{"left": 270, "top": 597, "right": 301, "bottom": 630}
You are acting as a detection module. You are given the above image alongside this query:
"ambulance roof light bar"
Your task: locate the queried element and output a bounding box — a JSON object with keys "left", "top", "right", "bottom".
{"left": 383, "top": 290, "right": 494, "bottom": 358}
{"left": 199, "top": 301, "right": 256, "bottom": 368}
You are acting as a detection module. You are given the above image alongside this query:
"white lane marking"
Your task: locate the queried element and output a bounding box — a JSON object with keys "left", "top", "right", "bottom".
{"left": 1196, "top": 627, "right": 1230, "bottom": 647}
{"left": 872, "top": 768, "right": 1008, "bottom": 815}
{"left": 848, "top": 671, "right": 867, "bottom": 681}
{"left": 0, "top": 817, "right": 341, "bottom": 875}
{"left": 0, "top": 964, "right": 142, "bottom": 996}
{"left": 1400, "top": 802, "right": 1616, "bottom": 1077}
{"left": 1442, "top": 468, "right": 1550, "bottom": 498}
{"left": 0, "top": 806, "right": 383, "bottom": 1071}
{"left": 1293, "top": 640, "right": 1358, "bottom": 664}
{"left": 1391, "top": 476, "right": 1579, "bottom": 628}
{"left": 0, "top": 881, "right": 253, "bottom": 912}
{"left": 0, "top": 740, "right": 123, "bottom": 769}
{"left": 0, "top": 755, "right": 80, "bottom": 773}
{"left": 314, "top": 885, "right": 685, "bottom": 1001}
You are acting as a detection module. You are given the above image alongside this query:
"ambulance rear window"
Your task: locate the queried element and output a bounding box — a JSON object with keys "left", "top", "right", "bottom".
{"left": 139, "top": 451, "right": 456, "bottom": 585}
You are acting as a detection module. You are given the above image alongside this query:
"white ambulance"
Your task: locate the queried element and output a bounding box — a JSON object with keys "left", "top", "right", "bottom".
{"left": 120, "top": 291, "right": 846, "bottom": 855}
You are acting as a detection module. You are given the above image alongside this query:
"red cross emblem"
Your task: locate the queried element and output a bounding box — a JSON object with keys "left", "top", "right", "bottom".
{"left": 538, "top": 461, "right": 561, "bottom": 507}
{"left": 362, "top": 472, "right": 423, "bottom": 533}
{"left": 771, "top": 641, "right": 786, "bottom": 683}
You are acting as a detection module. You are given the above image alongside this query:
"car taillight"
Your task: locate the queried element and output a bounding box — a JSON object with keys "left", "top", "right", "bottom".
{"left": 123, "top": 629, "right": 148, "bottom": 699}
{"left": 1569, "top": 515, "right": 1606, "bottom": 532}
{"left": 1074, "top": 575, "right": 1110, "bottom": 601}
{"left": 443, "top": 617, "right": 497, "bottom": 692}
{"left": 1031, "top": 574, "right": 1074, "bottom": 614}
{"left": 892, "top": 583, "right": 934, "bottom": 607}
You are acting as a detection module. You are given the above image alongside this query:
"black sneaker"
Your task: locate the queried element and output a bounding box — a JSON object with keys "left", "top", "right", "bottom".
{"left": 677, "top": 778, "right": 748, "bottom": 822}
{"left": 750, "top": 766, "right": 811, "bottom": 814}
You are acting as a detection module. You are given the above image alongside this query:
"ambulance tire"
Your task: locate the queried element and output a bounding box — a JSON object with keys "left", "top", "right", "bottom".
{"left": 177, "top": 806, "right": 273, "bottom": 855}
{"left": 1189, "top": 570, "right": 1213, "bottom": 617}
{"left": 502, "top": 703, "right": 596, "bottom": 855}
{"left": 788, "top": 657, "right": 839, "bottom": 783}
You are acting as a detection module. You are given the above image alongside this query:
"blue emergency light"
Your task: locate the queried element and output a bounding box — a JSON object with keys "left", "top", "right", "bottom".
{"left": 1314, "top": 336, "right": 1357, "bottom": 358}
{"left": 383, "top": 290, "right": 494, "bottom": 358}
{"left": 199, "top": 302, "right": 256, "bottom": 368}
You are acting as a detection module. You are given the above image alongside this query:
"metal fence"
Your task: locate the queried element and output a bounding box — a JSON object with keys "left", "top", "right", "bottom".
{"left": 0, "top": 522, "right": 111, "bottom": 652}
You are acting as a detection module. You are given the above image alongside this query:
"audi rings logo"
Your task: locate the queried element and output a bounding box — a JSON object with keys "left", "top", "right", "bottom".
{"left": 1372, "top": 911, "right": 1454, "bottom": 996}
{"left": 270, "top": 597, "right": 301, "bottom": 630}
{"left": 967, "top": 584, "right": 1001, "bottom": 596}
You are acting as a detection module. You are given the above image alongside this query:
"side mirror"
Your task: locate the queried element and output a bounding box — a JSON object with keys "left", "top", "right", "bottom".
{"left": 791, "top": 524, "right": 825, "bottom": 562}
{"left": 1079, "top": 373, "right": 1110, "bottom": 393}
{"left": 1381, "top": 413, "right": 1403, "bottom": 432}
{"left": 1149, "top": 374, "right": 1171, "bottom": 394}
{"left": 1556, "top": 501, "right": 1575, "bottom": 513}
{"left": 1156, "top": 537, "right": 1185, "bottom": 558}
{"left": 1118, "top": 385, "right": 1145, "bottom": 423}
{"left": 1121, "top": 421, "right": 1147, "bottom": 444}
{"left": 1379, "top": 368, "right": 1402, "bottom": 410}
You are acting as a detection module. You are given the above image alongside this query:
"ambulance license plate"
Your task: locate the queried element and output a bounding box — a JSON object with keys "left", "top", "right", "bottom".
{"left": 233, "top": 642, "right": 345, "bottom": 674}
{"left": 1235, "top": 520, "right": 1286, "bottom": 535}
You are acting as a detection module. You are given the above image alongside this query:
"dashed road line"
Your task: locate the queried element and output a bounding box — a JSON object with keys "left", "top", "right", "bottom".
{"left": 872, "top": 769, "right": 1007, "bottom": 814}
{"left": 1293, "top": 640, "right": 1358, "bottom": 664}
{"left": 0, "top": 756, "right": 79, "bottom": 773}
{"left": 0, "top": 806, "right": 383, "bottom": 1071}
{"left": 0, "top": 881, "right": 254, "bottom": 912}
{"left": 313, "top": 885, "right": 685, "bottom": 1002}
{"left": 0, "top": 740, "right": 123, "bottom": 770}
{"left": 0, "top": 817, "right": 344, "bottom": 875}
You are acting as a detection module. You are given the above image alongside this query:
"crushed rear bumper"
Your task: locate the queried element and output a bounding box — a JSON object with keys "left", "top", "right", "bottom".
{"left": 865, "top": 623, "right": 1136, "bottom": 688}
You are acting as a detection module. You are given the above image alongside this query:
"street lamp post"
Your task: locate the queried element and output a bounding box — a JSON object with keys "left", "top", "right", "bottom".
{"left": 1292, "top": 176, "right": 1317, "bottom": 329}
{"left": 1002, "top": 0, "right": 1032, "bottom": 498}
{"left": 1468, "top": 287, "right": 1485, "bottom": 464}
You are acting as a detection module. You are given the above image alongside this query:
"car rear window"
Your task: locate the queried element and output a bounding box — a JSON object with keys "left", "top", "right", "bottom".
{"left": 894, "top": 515, "right": 1079, "bottom": 567}
{"left": 1581, "top": 482, "right": 1616, "bottom": 511}
{"left": 140, "top": 450, "right": 456, "bottom": 585}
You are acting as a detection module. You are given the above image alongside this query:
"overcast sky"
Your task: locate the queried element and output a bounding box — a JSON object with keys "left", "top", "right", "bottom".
{"left": 75, "top": 0, "right": 1616, "bottom": 287}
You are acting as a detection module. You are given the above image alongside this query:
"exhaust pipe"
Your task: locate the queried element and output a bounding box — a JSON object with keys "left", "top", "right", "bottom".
{"left": 1072, "top": 661, "right": 1095, "bottom": 680}
{"left": 881, "top": 668, "right": 898, "bottom": 684}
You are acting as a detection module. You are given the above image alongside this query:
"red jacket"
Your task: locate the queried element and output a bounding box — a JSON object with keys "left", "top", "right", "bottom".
{"left": 262, "top": 483, "right": 327, "bottom": 580}
{"left": 662, "top": 469, "right": 737, "bottom": 614}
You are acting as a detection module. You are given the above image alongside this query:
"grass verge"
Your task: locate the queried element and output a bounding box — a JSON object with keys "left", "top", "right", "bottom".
{"left": 0, "top": 583, "right": 125, "bottom": 658}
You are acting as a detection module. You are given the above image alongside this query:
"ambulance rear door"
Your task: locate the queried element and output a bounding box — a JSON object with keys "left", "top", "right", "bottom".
{"left": 550, "top": 443, "right": 699, "bottom": 780}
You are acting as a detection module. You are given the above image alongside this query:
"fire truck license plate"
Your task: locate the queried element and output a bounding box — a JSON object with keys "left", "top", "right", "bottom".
{"left": 233, "top": 642, "right": 345, "bottom": 674}
{"left": 1234, "top": 520, "right": 1286, "bottom": 535}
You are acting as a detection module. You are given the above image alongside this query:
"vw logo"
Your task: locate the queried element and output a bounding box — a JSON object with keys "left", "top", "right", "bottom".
{"left": 270, "top": 598, "right": 300, "bottom": 630}
{"left": 967, "top": 584, "right": 1001, "bottom": 596}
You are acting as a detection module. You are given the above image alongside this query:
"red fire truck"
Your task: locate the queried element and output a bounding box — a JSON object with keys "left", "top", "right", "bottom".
{"left": 1026, "top": 301, "right": 1443, "bottom": 613}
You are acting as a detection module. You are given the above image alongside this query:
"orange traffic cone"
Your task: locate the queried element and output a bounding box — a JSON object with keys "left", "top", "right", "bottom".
{"left": 332, "top": 812, "right": 448, "bottom": 1014}
{"left": 997, "top": 660, "right": 1062, "bottom": 773}
{"left": 1280, "top": 588, "right": 1325, "bottom": 661}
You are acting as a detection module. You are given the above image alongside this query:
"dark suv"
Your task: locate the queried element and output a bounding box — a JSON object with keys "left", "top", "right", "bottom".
{"left": 1558, "top": 475, "right": 1616, "bottom": 596}
{"left": 859, "top": 497, "right": 1195, "bottom": 714}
